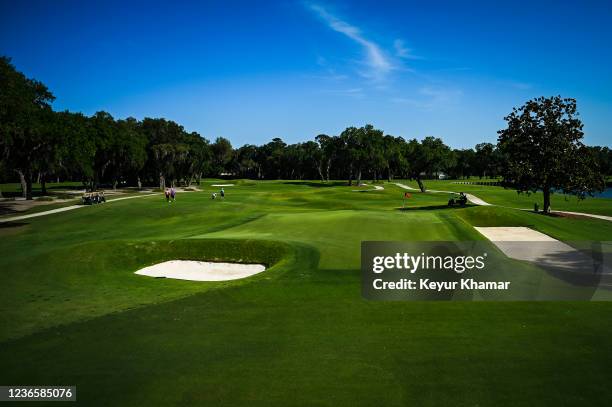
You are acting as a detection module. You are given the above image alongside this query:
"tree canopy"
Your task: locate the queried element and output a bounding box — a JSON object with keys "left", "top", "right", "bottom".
{"left": 497, "top": 96, "right": 604, "bottom": 212}
{"left": 1, "top": 57, "right": 610, "bottom": 203}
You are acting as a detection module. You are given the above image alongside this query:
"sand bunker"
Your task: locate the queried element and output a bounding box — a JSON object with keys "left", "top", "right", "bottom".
{"left": 475, "top": 227, "right": 610, "bottom": 275}
{"left": 475, "top": 227, "right": 558, "bottom": 242}
{"left": 135, "top": 260, "right": 266, "bottom": 281}
{"left": 211, "top": 184, "right": 234, "bottom": 187}
{"left": 352, "top": 185, "right": 384, "bottom": 192}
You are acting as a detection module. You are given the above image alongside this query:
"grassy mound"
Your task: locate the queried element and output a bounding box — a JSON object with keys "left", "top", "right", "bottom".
{"left": 0, "top": 238, "right": 302, "bottom": 342}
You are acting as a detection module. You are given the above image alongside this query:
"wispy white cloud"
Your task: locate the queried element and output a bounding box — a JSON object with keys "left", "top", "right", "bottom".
{"left": 393, "top": 39, "right": 422, "bottom": 60}
{"left": 316, "top": 87, "right": 365, "bottom": 98}
{"left": 391, "top": 86, "right": 463, "bottom": 110}
{"left": 509, "top": 81, "right": 532, "bottom": 90}
{"left": 306, "top": 3, "right": 393, "bottom": 80}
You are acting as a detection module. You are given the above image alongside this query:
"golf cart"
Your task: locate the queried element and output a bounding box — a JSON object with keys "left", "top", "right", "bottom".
{"left": 448, "top": 192, "right": 468, "bottom": 207}
{"left": 82, "top": 191, "right": 106, "bottom": 205}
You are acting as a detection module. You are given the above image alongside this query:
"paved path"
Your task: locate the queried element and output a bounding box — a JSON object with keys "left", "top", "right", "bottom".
{"left": 464, "top": 193, "right": 491, "bottom": 206}
{"left": 551, "top": 210, "right": 612, "bottom": 222}
{"left": 0, "top": 194, "right": 156, "bottom": 223}
{"left": 394, "top": 182, "right": 491, "bottom": 206}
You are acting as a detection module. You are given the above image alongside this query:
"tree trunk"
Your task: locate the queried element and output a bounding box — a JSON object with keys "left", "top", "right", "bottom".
{"left": 137, "top": 176, "right": 142, "bottom": 190}
{"left": 416, "top": 177, "right": 426, "bottom": 193}
{"left": 357, "top": 169, "right": 362, "bottom": 186}
{"left": 159, "top": 174, "right": 165, "bottom": 190}
{"left": 543, "top": 186, "right": 551, "bottom": 214}
{"left": 25, "top": 170, "right": 33, "bottom": 200}
{"left": 326, "top": 159, "right": 331, "bottom": 182}
{"left": 113, "top": 179, "right": 118, "bottom": 190}
{"left": 317, "top": 162, "right": 325, "bottom": 182}
{"left": 40, "top": 173, "right": 47, "bottom": 195}
{"left": 91, "top": 171, "right": 100, "bottom": 191}
{"left": 17, "top": 170, "right": 27, "bottom": 199}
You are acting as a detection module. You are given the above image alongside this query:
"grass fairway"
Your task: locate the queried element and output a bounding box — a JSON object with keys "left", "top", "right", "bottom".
{"left": 1, "top": 180, "right": 612, "bottom": 406}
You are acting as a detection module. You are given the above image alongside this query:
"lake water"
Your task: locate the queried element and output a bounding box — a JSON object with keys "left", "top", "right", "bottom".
{"left": 544, "top": 187, "right": 612, "bottom": 198}
{"left": 594, "top": 187, "right": 612, "bottom": 199}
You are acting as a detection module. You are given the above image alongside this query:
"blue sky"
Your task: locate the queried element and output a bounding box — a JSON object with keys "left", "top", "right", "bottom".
{"left": 1, "top": 0, "right": 610, "bottom": 147}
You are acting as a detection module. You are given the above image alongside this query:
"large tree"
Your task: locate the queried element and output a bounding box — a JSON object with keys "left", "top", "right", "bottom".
{"left": 403, "top": 136, "right": 453, "bottom": 192}
{"left": 497, "top": 96, "right": 604, "bottom": 213}
{"left": 383, "top": 135, "right": 407, "bottom": 182}
{"left": 211, "top": 137, "right": 233, "bottom": 176}
{"left": 474, "top": 143, "right": 502, "bottom": 179}
{"left": 0, "top": 56, "right": 56, "bottom": 199}
{"left": 315, "top": 134, "right": 337, "bottom": 182}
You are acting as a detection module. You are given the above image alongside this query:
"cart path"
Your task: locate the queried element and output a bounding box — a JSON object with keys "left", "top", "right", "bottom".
{"left": 393, "top": 182, "right": 491, "bottom": 206}
{"left": 550, "top": 210, "right": 612, "bottom": 222}
{"left": 0, "top": 194, "right": 157, "bottom": 223}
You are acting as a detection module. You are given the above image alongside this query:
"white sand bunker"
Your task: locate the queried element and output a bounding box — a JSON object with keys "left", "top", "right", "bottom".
{"left": 211, "top": 184, "right": 234, "bottom": 187}
{"left": 475, "top": 227, "right": 608, "bottom": 274}
{"left": 135, "top": 260, "right": 266, "bottom": 281}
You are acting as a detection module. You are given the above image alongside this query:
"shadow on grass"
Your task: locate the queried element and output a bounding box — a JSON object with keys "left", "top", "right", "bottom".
{"left": 0, "top": 205, "right": 20, "bottom": 216}
{"left": 0, "top": 222, "right": 28, "bottom": 228}
{"left": 397, "top": 204, "right": 477, "bottom": 211}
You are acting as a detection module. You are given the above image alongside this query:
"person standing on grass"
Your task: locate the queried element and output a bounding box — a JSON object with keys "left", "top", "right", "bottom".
{"left": 164, "top": 188, "right": 170, "bottom": 203}
{"left": 220, "top": 188, "right": 225, "bottom": 199}
{"left": 170, "top": 186, "right": 176, "bottom": 202}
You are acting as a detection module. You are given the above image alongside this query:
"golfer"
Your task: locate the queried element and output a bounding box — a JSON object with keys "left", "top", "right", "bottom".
{"left": 170, "top": 187, "right": 176, "bottom": 202}
{"left": 164, "top": 188, "right": 170, "bottom": 202}
{"left": 220, "top": 188, "right": 225, "bottom": 199}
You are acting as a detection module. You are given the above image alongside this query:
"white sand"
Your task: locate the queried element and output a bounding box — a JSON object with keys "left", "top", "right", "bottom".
{"left": 211, "top": 184, "right": 235, "bottom": 187}
{"left": 394, "top": 183, "right": 418, "bottom": 191}
{"left": 475, "top": 226, "right": 609, "bottom": 274}
{"left": 352, "top": 185, "right": 384, "bottom": 192}
{"left": 475, "top": 226, "right": 558, "bottom": 242}
{"left": 135, "top": 260, "right": 266, "bottom": 281}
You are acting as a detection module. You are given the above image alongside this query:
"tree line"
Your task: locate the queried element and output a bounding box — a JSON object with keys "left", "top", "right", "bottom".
{"left": 1, "top": 56, "right": 610, "bottom": 206}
